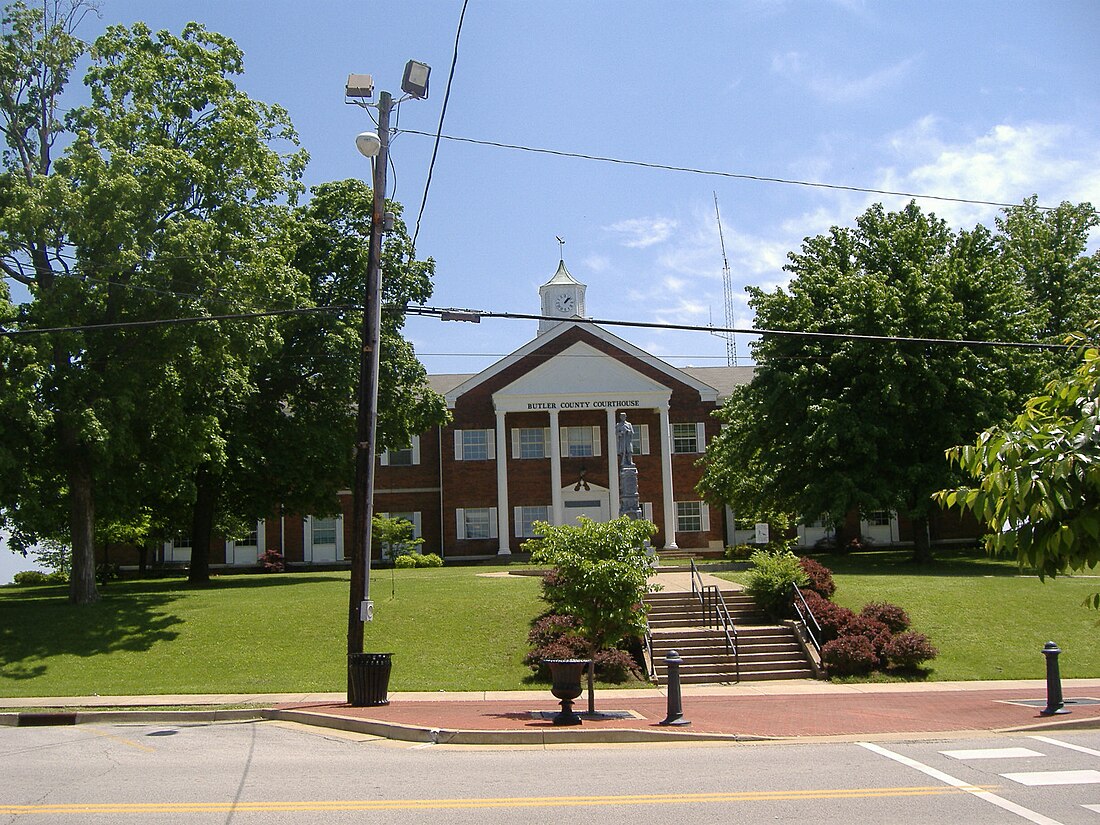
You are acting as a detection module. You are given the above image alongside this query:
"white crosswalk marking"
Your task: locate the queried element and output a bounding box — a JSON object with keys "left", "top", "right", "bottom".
{"left": 1082, "top": 804, "right": 1100, "bottom": 815}
{"left": 1030, "top": 736, "right": 1100, "bottom": 758}
{"left": 1002, "top": 771, "right": 1100, "bottom": 787}
{"left": 942, "top": 748, "right": 1045, "bottom": 760}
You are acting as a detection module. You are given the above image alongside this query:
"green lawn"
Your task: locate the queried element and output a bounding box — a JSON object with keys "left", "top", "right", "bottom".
{"left": 0, "top": 566, "right": 544, "bottom": 698}
{"left": 3, "top": 551, "right": 1097, "bottom": 698}
{"left": 716, "top": 549, "right": 1100, "bottom": 681}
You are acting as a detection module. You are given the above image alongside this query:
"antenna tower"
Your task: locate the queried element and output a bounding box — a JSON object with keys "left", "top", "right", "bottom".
{"left": 713, "top": 192, "right": 736, "bottom": 366}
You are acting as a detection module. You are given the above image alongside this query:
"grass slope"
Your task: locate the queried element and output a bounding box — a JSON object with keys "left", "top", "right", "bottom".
{"left": 718, "top": 549, "right": 1100, "bottom": 681}
{"left": 0, "top": 567, "right": 542, "bottom": 698}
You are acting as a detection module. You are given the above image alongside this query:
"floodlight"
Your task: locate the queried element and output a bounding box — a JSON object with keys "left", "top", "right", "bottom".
{"left": 346, "top": 73, "right": 374, "bottom": 99}
{"left": 401, "top": 60, "right": 430, "bottom": 99}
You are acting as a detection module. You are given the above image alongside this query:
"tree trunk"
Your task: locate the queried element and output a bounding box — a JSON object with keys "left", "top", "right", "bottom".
{"left": 188, "top": 464, "right": 218, "bottom": 585}
{"left": 66, "top": 453, "right": 99, "bottom": 605}
{"left": 911, "top": 513, "right": 934, "bottom": 564}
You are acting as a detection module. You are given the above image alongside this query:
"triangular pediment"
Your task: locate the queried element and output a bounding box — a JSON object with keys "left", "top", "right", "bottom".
{"left": 491, "top": 342, "right": 671, "bottom": 413}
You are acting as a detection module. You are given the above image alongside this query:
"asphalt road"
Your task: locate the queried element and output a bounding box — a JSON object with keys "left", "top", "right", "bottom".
{"left": 2, "top": 720, "right": 1098, "bottom": 823}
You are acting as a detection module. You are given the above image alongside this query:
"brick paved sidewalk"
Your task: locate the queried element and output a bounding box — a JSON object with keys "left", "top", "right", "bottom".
{"left": 276, "top": 682, "right": 1100, "bottom": 741}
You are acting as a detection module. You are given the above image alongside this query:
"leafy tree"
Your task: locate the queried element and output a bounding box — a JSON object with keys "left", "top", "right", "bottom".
{"left": 523, "top": 516, "right": 658, "bottom": 657}
{"left": 699, "top": 201, "right": 1039, "bottom": 563}
{"left": 935, "top": 327, "right": 1100, "bottom": 606}
{"left": 373, "top": 515, "right": 424, "bottom": 560}
{"left": 0, "top": 3, "right": 307, "bottom": 601}
{"left": 996, "top": 197, "right": 1100, "bottom": 342}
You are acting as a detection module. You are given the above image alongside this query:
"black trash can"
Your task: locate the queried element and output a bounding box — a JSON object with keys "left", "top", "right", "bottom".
{"left": 347, "top": 652, "right": 392, "bottom": 706}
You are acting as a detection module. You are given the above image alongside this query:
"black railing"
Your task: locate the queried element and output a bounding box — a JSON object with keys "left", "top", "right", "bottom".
{"left": 690, "top": 559, "right": 740, "bottom": 682}
{"left": 790, "top": 582, "right": 822, "bottom": 652}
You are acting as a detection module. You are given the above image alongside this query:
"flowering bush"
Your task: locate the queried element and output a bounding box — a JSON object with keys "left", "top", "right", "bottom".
{"left": 882, "top": 632, "right": 938, "bottom": 670}
{"left": 259, "top": 549, "right": 285, "bottom": 573}
{"left": 821, "top": 634, "right": 878, "bottom": 676}
{"left": 798, "top": 556, "right": 836, "bottom": 598}
{"left": 859, "top": 601, "right": 911, "bottom": 634}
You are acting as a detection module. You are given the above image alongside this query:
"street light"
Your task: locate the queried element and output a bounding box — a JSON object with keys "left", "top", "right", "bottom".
{"left": 344, "top": 63, "right": 430, "bottom": 661}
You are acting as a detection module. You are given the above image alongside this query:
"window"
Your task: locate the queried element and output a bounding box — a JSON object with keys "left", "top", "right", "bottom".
{"left": 456, "top": 507, "right": 498, "bottom": 540}
{"left": 512, "top": 427, "right": 549, "bottom": 459}
{"left": 311, "top": 517, "right": 339, "bottom": 546}
{"left": 865, "top": 510, "right": 891, "bottom": 527}
{"left": 630, "top": 424, "right": 650, "bottom": 456}
{"left": 560, "top": 426, "right": 601, "bottom": 458}
{"left": 381, "top": 435, "right": 420, "bottom": 466}
{"left": 672, "top": 422, "right": 706, "bottom": 454}
{"left": 675, "top": 501, "right": 711, "bottom": 533}
{"left": 454, "top": 429, "right": 495, "bottom": 461}
{"left": 232, "top": 528, "right": 259, "bottom": 548}
{"left": 514, "top": 505, "right": 550, "bottom": 537}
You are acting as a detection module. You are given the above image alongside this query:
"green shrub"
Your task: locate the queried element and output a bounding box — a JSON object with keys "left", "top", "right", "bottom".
{"left": 393, "top": 554, "right": 418, "bottom": 569}
{"left": 725, "top": 543, "right": 755, "bottom": 561}
{"left": 745, "top": 550, "right": 809, "bottom": 619}
{"left": 13, "top": 570, "right": 65, "bottom": 586}
{"left": 416, "top": 553, "right": 443, "bottom": 568}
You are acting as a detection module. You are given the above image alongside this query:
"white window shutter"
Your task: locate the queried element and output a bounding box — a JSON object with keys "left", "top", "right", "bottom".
{"left": 543, "top": 428, "right": 551, "bottom": 458}
{"left": 696, "top": 422, "right": 706, "bottom": 452}
{"left": 488, "top": 507, "right": 498, "bottom": 539}
{"left": 560, "top": 428, "right": 569, "bottom": 458}
{"left": 412, "top": 512, "right": 422, "bottom": 538}
{"left": 511, "top": 428, "right": 520, "bottom": 459}
{"left": 411, "top": 435, "right": 421, "bottom": 465}
{"left": 456, "top": 508, "right": 466, "bottom": 540}
{"left": 643, "top": 502, "right": 653, "bottom": 521}
{"left": 592, "top": 426, "right": 601, "bottom": 457}
{"left": 454, "top": 430, "right": 464, "bottom": 461}
{"left": 380, "top": 450, "right": 390, "bottom": 466}
{"left": 639, "top": 424, "right": 650, "bottom": 455}
{"left": 486, "top": 429, "right": 496, "bottom": 460}
{"left": 701, "top": 505, "right": 711, "bottom": 532}
{"left": 514, "top": 506, "right": 523, "bottom": 537}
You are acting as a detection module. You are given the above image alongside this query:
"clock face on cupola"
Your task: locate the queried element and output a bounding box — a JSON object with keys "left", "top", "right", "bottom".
{"left": 538, "top": 254, "right": 586, "bottom": 335}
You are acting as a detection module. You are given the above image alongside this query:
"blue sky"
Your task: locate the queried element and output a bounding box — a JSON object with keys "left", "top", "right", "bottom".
{"left": 3, "top": 0, "right": 1098, "bottom": 582}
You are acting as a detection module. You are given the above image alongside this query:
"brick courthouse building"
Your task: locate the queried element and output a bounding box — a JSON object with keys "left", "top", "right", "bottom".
{"left": 156, "top": 260, "right": 976, "bottom": 568}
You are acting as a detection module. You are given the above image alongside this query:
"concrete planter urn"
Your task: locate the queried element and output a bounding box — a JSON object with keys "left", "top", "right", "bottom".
{"left": 543, "top": 658, "right": 591, "bottom": 726}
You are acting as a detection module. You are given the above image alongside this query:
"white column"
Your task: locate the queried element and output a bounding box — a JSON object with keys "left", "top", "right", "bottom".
{"left": 606, "top": 407, "right": 619, "bottom": 517}
{"left": 549, "top": 409, "right": 563, "bottom": 525}
{"left": 495, "top": 409, "right": 510, "bottom": 554}
{"left": 659, "top": 406, "right": 678, "bottom": 549}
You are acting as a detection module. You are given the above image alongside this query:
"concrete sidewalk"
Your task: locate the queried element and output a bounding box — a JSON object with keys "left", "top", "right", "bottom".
{"left": 5, "top": 679, "right": 1100, "bottom": 744}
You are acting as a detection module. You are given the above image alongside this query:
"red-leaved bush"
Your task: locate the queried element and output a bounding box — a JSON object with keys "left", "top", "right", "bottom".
{"left": 841, "top": 615, "right": 891, "bottom": 659}
{"left": 801, "top": 589, "right": 856, "bottom": 643}
{"left": 798, "top": 557, "right": 837, "bottom": 598}
{"left": 882, "top": 632, "right": 938, "bottom": 670}
{"left": 859, "top": 601, "right": 911, "bottom": 634}
{"left": 821, "top": 634, "right": 878, "bottom": 676}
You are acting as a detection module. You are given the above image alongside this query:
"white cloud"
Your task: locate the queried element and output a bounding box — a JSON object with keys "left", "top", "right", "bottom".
{"left": 605, "top": 216, "right": 678, "bottom": 248}
{"left": 582, "top": 253, "right": 612, "bottom": 273}
{"left": 771, "top": 51, "right": 915, "bottom": 104}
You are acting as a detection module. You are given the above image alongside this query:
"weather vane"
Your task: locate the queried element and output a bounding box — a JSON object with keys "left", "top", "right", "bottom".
{"left": 556, "top": 235, "right": 565, "bottom": 260}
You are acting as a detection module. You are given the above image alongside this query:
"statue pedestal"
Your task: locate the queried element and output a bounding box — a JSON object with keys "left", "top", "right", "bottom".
{"left": 619, "top": 465, "right": 642, "bottom": 520}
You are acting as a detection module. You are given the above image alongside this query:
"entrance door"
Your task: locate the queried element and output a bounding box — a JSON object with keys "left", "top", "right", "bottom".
{"left": 305, "top": 515, "right": 343, "bottom": 562}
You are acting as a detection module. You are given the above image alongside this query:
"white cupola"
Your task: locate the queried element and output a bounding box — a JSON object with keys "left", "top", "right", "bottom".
{"left": 538, "top": 258, "right": 586, "bottom": 334}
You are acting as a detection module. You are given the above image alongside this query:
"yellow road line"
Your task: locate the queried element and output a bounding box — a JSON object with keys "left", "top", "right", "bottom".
{"left": 0, "top": 785, "right": 997, "bottom": 815}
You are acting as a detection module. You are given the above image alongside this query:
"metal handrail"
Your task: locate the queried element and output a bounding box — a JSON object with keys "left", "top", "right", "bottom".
{"left": 689, "top": 560, "right": 740, "bottom": 682}
{"left": 790, "top": 582, "right": 822, "bottom": 652}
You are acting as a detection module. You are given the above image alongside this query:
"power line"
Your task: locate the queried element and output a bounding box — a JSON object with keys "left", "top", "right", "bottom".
{"left": 411, "top": 0, "right": 469, "bottom": 252}
{"left": 397, "top": 129, "right": 1055, "bottom": 212}
{"left": 1, "top": 301, "right": 1073, "bottom": 352}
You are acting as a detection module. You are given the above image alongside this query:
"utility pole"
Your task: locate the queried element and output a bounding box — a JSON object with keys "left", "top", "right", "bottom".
{"left": 344, "top": 62, "right": 430, "bottom": 671}
{"left": 347, "top": 89, "right": 391, "bottom": 656}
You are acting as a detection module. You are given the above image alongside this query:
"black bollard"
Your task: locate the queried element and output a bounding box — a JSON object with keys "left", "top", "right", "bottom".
{"left": 659, "top": 650, "right": 690, "bottom": 726}
{"left": 1039, "top": 641, "right": 1069, "bottom": 716}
